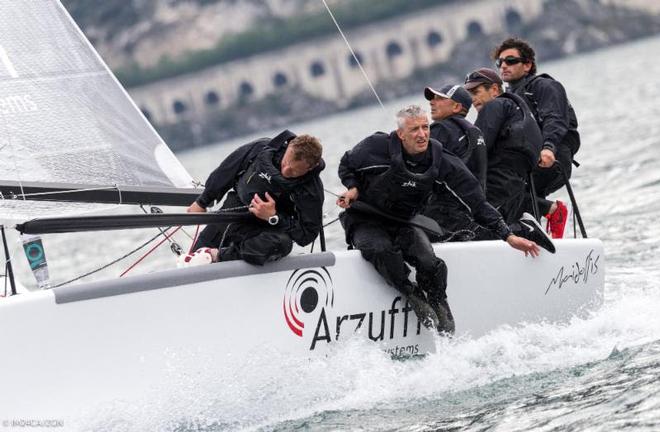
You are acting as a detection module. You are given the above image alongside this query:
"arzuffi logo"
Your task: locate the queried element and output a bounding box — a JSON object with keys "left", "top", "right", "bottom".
{"left": 283, "top": 267, "right": 333, "bottom": 337}
{"left": 401, "top": 180, "right": 416, "bottom": 188}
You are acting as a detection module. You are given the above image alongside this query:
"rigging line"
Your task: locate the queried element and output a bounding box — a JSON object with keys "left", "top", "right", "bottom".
{"left": 323, "top": 216, "right": 340, "bottom": 228}
{"left": 2, "top": 113, "right": 26, "bottom": 203}
{"left": 321, "top": 0, "right": 385, "bottom": 109}
{"left": 115, "top": 183, "right": 122, "bottom": 205}
{"left": 188, "top": 224, "right": 201, "bottom": 254}
{"left": 11, "top": 185, "right": 125, "bottom": 198}
{"left": 167, "top": 223, "right": 194, "bottom": 241}
{"left": 323, "top": 188, "right": 342, "bottom": 198}
{"left": 139, "top": 205, "right": 181, "bottom": 252}
{"left": 219, "top": 223, "right": 233, "bottom": 249}
{"left": 177, "top": 225, "right": 196, "bottom": 241}
{"left": 52, "top": 228, "right": 174, "bottom": 288}
{"left": 217, "top": 204, "right": 250, "bottom": 212}
{"left": 177, "top": 205, "right": 249, "bottom": 243}
{"left": 120, "top": 226, "right": 183, "bottom": 277}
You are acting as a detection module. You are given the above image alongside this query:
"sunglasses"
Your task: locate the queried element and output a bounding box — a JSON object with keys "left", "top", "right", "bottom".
{"left": 496, "top": 56, "right": 527, "bottom": 68}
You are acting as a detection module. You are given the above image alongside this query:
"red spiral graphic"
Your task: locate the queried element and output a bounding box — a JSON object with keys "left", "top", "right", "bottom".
{"left": 283, "top": 267, "right": 333, "bottom": 337}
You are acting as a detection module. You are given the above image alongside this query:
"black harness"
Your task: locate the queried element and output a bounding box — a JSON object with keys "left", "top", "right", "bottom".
{"left": 515, "top": 73, "right": 580, "bottom": 156}
{"left": 362, "top": 138, "right": 441, "bottom": 219}
{"left": 496, "top": 92, "right": 543, "bottom": 172}
{"left": 234, "top": 130, "right": 307, "bottom": 210}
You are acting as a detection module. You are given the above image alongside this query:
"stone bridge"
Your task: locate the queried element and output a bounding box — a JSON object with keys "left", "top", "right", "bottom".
{"left": 130, "top": 0, "right": 544, "bottom": 125}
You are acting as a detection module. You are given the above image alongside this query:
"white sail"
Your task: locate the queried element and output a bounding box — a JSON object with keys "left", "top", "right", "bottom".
{"left": 0, "top": 0, "right": 194, "bottom": 218}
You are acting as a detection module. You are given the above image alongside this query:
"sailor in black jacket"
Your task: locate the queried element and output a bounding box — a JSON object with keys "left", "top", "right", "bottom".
{"left": 464, "top": 68, "right": 548, "bottom": 243}
{"left": 188, "top": 130, "right": 324, "bottom": 265}
{"left": 493, "top": 37, "right": 580, "bottom": 238}
{"left": 337, "top": 105, "right": 541, "bottom": 334}
{"left": 426, "top": 84, "right": 486, "bottom": 187}
{"left": 423, "top": 84, "right": 487, "bottom": 239}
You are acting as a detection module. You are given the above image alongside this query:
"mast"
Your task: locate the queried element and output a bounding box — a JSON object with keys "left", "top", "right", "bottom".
{"left": 1, "top": 225, "right": 17, "bottom": 296}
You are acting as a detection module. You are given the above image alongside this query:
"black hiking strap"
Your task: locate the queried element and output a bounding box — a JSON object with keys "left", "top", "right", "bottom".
{"left": 349, "top": 201, "right": 447, "bottom": 238}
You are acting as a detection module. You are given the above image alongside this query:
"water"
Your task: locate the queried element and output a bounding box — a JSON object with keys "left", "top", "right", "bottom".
{"left": 174, "top": 36, "right": 660, "bottom": 431}
{"left": 6, "top": 36, "right": 660, "bottom": 430}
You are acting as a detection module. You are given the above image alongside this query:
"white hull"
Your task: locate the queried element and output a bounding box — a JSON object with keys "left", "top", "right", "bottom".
{"left": 0, "top": 239, "right": 603, "bottom": 420}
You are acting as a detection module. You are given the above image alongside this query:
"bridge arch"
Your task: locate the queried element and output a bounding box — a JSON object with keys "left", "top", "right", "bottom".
{"left": 505, "top": 9, "right": 523, "bottom": 31}
{"left": 466, "top": 21, "right": 484, "bottom": 38}
{"left": 205, "top": 90, "right": 220, "bottom": 106}
{"left": 273, "top": 72, "right": 288, "bottom": 87}
{"left": 386, "top": 41, "right": 403, "bottom": 58}
{"left": 310, "top": 61, "right": 326, "bottom": 77}
{"left": 172, "top": 100, "right": 187, "bottom": 115}
{"left": 239, "top": 81, "right": 254, "bottom": 97}
{"left": 427, "top": 30, "right": 443, "bottom": 48}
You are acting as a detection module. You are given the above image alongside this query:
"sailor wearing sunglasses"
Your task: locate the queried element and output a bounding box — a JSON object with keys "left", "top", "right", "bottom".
{"left": 492, "top": 38, "right": 581, "bottom": 239}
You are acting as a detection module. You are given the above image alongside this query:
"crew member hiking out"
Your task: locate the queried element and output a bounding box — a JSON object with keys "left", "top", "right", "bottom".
{"left": 422, "top": 84, "right": 487, "bottom": 240}
{"left": 185, "top": 131, "right": 324, "bottom": 266}
{"left": 494, "top": 37, "right": 581, "bottom": 239}
{"left": 337, "top": 105, "right": 542, "bottom": 335}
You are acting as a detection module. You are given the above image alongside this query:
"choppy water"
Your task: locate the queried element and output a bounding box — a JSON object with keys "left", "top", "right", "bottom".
{"left": 174, "top": 36, "right": 660, "bottom": 432}
{"left": 5, "top": 36, "right": 660, "bottom": 431}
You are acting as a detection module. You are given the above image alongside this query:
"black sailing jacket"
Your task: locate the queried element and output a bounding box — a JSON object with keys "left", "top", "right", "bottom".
{"left": 195, "top": 130, "right": 325, "bottom": 246}
{"left": 430, "top": 115, "right": 487, "bottom": 191}
{"left": 475, "top": 93, "right": 543, "bottom": 176}
{"left": 338, "top": 131, "right": 511, "bottom": 239}
{"left": 508, "top": 73, "right": 580, "bottom": 155}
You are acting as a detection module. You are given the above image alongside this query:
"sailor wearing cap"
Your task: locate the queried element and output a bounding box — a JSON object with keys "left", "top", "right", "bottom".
{"left": 461, "top": 68, "right": 555, "bottom": 252}
{"left": 422, "top": 84, "right": 488, "bottom": 242}
{"left": 424, "top": 85, "right": 486, "bottom": 190}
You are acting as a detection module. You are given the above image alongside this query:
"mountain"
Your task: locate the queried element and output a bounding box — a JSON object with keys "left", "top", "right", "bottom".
{"left": 61, "top": 0, "right": 340, "bottom": 70}
{"left": 60, "top": 0, "right": 660, "bottom": 149}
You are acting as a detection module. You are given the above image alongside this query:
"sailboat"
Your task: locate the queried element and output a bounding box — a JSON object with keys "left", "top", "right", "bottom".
{"left": 0, "top": 0, "right": 604, "bottom": 421}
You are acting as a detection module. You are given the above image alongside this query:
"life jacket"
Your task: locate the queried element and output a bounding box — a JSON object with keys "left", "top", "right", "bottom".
{"left": 514, "top": 73, "right": 580, "bottom": 155}
{"left": 446, "top": 116, "right": 484, "bottom": 164}
{"left": 495, "top": 92, "right": 543, "bottom": 172}
{"left": 234, "top": 130, "right": 307, "bottom": 210}
{"left": 361, "top": 135, "right": 441, "bottom": 219}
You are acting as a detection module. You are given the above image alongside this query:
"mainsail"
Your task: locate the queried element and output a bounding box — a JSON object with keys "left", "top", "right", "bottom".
{"left": 0, "top": 0, "right": 197, "bottom": 219}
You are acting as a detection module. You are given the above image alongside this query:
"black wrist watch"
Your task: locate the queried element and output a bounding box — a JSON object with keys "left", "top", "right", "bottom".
{"left": 268, "top": 214, "right": 280, "bottom": 226}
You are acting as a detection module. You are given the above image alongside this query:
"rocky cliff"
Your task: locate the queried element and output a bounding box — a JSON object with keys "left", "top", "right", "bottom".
{"left": 61, "top": 0, "right": 339, "bottom": 69}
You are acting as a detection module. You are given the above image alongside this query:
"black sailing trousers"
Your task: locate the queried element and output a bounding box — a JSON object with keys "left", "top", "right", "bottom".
{"left": 344, "top": 213, "right": 448, "bottom": 305}
{"left": 486, "top": 166, "right": 528, "bottom": 225}
{"left": 193, "top": 194, "right": 293, "bottom": 265}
